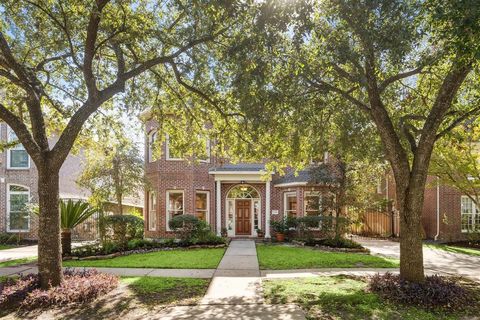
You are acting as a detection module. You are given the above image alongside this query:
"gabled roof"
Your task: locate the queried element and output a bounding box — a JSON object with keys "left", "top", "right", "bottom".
{"left": 273, "top": 164, "right": 341, "bottom": 187}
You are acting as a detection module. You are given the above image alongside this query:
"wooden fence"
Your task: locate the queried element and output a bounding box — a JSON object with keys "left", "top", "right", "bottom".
{"left": 350, "top": 211, "right": 400, "bottom": 238}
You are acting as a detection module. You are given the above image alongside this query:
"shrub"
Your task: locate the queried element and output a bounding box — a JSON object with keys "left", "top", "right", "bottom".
{"left": 0, "top": 270, "right": 118, "bottom": 310}
{"left": 317, "top": 237, "right": 363, "bottom": 249}
{"left": 0, "top": 233, "right": 18, "bottom": 245}
{"left": 369, "top": 273, "right": 472, "bottom": 310}
{"left": 103, "top": 214, "right": 144, "bottom": 248}
{"left": 168, "top": 214, "right": 202, "bottom": 242}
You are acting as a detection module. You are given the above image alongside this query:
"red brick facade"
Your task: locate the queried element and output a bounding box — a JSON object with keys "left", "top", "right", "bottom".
{"left": 385, "top": 174, "right": 472, "bottom": 241}
{"left": 144, "top": 119, "right": 339, "bottom": 238}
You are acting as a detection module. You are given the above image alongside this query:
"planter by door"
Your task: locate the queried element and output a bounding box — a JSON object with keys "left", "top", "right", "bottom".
{"left": 235, "top": 200, "right": 251, "bottom": 235}
{"left": 275, "top": 233, "right": 285, "bottom": 242}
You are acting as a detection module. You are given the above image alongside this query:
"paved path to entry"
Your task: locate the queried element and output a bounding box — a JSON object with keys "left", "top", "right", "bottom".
{"left": 157, "top": 239, "right": 306, "bottom": 319}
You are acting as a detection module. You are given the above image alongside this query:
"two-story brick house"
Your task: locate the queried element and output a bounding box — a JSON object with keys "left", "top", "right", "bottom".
{"left": 0, "top": 123, "right": 143, "bottom": 240}
{"left": 143, "top": 116, "right": 340, "bottom": 239}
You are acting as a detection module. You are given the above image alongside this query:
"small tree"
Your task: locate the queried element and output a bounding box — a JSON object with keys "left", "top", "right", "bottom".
{"left": 78, "top": 139, "right": 143, "bottom": 215}
{"left": 60, "top": 199, "right": 97, "bottom": 255}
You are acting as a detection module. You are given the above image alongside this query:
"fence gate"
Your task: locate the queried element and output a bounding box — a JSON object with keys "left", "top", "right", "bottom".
{"left": 350, "top": 211, "right": 399, "bottom": 238}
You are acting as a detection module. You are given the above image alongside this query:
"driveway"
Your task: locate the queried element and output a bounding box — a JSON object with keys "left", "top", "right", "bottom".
{"left": 0, "top": 242, "right": 89, "bottom": 262}
{"left": 355, "top": 237, "right": 480, "bottom": 282}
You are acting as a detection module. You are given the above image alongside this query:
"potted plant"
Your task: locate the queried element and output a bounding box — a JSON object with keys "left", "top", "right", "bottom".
{"left": 256, "top": 228, "right": 264, "bottom": 238}
{"left": 271, "top": 220, "right": 287, "bottom": 242}
{"left": 221, "top": 227, "right": 228, "bottom": 238}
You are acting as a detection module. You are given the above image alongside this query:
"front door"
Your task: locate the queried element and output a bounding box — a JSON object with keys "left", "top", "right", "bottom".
{"left": 235, "top": 200, "right": 251, "bottom": 235}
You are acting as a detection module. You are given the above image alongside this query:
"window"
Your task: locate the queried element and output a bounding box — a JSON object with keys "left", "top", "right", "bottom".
{"left": 166, "top": 190, "right": 184, "bottom": 229}
{"left": 195, "top": 191, "right": 209, "bottom": 222}
{"left": 7, "top": 127, "right": 29, "bottom": 169}
{"left": 148, "top": 192, "right": 157, "bottom": 231}
{"left": 7, "top": 184, "right": 30, "bottom": 232}
{"left": 166, "top": 134, "right": 183, "bottom": 160}
{"left": 304, "top": 191, "right": 322, "bottom": 216}
{"left": 197, "top": 139, "right": 211, "bottom": 163}
{"left": 284, "top": 192, "right": 297, "bottom": 217}
{"left": 147, "top": 131, "right": 157, "bottom": 163}
{"left": 461, "top": 196, "right": 480, "bottom": 232}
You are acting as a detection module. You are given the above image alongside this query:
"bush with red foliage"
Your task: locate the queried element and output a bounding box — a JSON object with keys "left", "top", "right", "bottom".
{"left": 0, "top": 269, "right": 118, "bottom": 310}
{"left": 369, "top": 272, "right": 473, "bottom": 310}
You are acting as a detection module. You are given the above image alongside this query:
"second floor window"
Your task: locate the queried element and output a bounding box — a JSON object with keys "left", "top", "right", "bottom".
{"left": 7, "top": 127, "right": 29, "bottom": 169}
{"left": 166, "top": 134, "right": 183, "bottom": 160}
{"left": 148, "top": 130, "right": 157, "bottom": 163}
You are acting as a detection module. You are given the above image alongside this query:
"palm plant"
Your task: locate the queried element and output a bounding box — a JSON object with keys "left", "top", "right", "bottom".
{"left": 60, "top": 199, "right": 97, "bottom": 255}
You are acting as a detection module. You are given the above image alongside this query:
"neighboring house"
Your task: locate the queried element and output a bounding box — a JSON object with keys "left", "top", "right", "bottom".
{"left": 143, "top": 118, "right": 340, "bottom": 239}
{"left": 0, "top": 123, "right": 144, "bottom": 240}
{"left": 380, "top": 174, "right": 479, "bottom": 242}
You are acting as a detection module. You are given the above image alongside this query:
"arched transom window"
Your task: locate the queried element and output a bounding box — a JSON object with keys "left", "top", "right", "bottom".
{"left": 227, "top": 185, "right": 260, "bottom": 199}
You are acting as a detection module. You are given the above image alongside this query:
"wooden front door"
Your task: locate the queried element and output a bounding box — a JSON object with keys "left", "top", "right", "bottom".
{"left": 235, "top": 200, "right": 251, "bottom": 235}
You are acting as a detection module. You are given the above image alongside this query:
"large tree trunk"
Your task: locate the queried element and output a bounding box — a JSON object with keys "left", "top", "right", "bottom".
{"left": 394, "top": 171, "right": 428, "bottom": 283}
{"left": 37, "top": 168, "right": 62, "bottom": 288}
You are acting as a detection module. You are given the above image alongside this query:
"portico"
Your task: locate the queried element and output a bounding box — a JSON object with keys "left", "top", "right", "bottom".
{"left": 210, "top": 164, "right": 272, "bottom": 238}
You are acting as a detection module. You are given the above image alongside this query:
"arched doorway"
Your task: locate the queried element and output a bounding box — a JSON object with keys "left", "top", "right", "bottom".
{"left": 226, "top": 184, "right": 261, "bottom": 236}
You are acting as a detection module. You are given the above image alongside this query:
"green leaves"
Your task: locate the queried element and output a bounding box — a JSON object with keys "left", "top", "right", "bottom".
{"left": 60, "top": 199, "right": 97, "bottom": 229}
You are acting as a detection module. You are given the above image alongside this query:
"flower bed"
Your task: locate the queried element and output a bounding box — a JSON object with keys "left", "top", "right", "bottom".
{"left": 369, "top": 273, "right": 476, "bottom": 311}
{"left": 0, "top": 270, "right": 118, "bottom": 310}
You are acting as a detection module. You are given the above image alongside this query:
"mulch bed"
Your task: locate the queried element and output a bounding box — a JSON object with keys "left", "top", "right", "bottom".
{"left": 63, "top": 243, "right": 228, "bottom": 261}
{"left": 446, "top": 240, "right": 480, "bottom": 250}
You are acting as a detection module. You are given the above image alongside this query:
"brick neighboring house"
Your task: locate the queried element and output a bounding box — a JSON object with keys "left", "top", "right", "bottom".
{"left": 0, "top": 123, "right": 143, "bottom": 240}
{"left": 381, "top": 174, "right": 479, "bottom": 242}
{"left": 143, "top": 117, "right": 340, "bottom": 239}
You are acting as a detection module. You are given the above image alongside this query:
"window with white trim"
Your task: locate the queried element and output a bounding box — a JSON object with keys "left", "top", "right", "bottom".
{"left": 304, "top": 191, "right": 322, "bottom": 216}
{"left": 166, "top": 190, "right": 184, "bottom": 229}
{"left": 148, "top": 192, "right": 157, "bottom": 231}
{"left": 195, "top": 191, "right": 209, "bottom": 222}
{"left": 7, "top": 127, "right": 29, "bottom": 169}
{"left": 7, "top": 184, "right": 30, "bottom": 232}
{"left": 147, "top": 130, "right": 158, "bottom": 163}
{"left": 166, "top": 134, "right": 183, "bottom": 160}
{"left": 284, "top": 192, "right": 297, "bottom": 217}
{"left": 461, "top": 196, "right": 480, "bottom": 232}
{"left": 197, "top": 139, "right": 211, "bottom": 163}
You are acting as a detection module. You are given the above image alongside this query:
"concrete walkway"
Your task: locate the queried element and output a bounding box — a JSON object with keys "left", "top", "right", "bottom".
{"left": 157, "top": 239, "right": 306, "bottom": 320}
{"left": 355, "top": 237, "right": 480, "bottom": 282}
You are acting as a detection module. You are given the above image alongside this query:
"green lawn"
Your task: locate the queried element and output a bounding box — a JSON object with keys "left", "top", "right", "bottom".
{"left": 0, "top": 257, "right": 37, "bottom": 268}
{"left": 425, "top": 243, "right": 480, "bottom": 257}
{"left": 121, "top": 276, "right": 209, "bottom": 305}
{"left": 256, "top": 244, "right": 398, "bottom": 269}
{"left": 263, "top": 276, "right": 476, "bottom": 320}
{"left": 0, "top": 244, "right": 15, "bottom": 250}
{"left": 64, "top": 248, "right": 225, "bottom": 269}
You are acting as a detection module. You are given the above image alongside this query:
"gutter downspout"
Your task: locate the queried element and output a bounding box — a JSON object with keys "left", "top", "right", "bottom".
{"left": 434, "top": 176, "right": 440, "bottom": 241}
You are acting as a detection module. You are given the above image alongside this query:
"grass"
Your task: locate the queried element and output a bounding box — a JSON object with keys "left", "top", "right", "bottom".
{"left": 121, "top": 276, "right": 209, "bottom": 305}
{"left": 263, "top": 275, "right": 475, "bottom": 320}
{"left": 0, "top": 244, "right": 15, "bottom": 250}
{"left": 64, "top": 248, "right": 225, "bottom": 269}
{"left": 256, "top": 244, "right": 398, "bottom": 269}
{"left": 425, "top": 243, "right": 480, "bottom": 257}
{"left": 0, "top": 257, "right": 37, "bottom": 268}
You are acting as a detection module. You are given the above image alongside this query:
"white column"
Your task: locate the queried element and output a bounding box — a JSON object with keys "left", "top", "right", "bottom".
{"left": 216, "top": 180, "right": 222, "bottom": 236}
{"left": 265, "top": 179, "right": 271, "bottom": 238}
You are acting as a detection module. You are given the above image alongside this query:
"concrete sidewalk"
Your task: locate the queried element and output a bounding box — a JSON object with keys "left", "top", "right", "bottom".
{"left": 0, "top": 242, "right": 87, "bottom": 263}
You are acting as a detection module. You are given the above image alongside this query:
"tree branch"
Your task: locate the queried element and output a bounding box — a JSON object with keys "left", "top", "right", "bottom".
{"left": 379, "top": 66, "right": 423, "bottom": 92}
{"left": 436, "top": 104, "right": 480, "bottom": 140}
{"left": 0, "top": 102, "right": 39, "bottom": 158}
